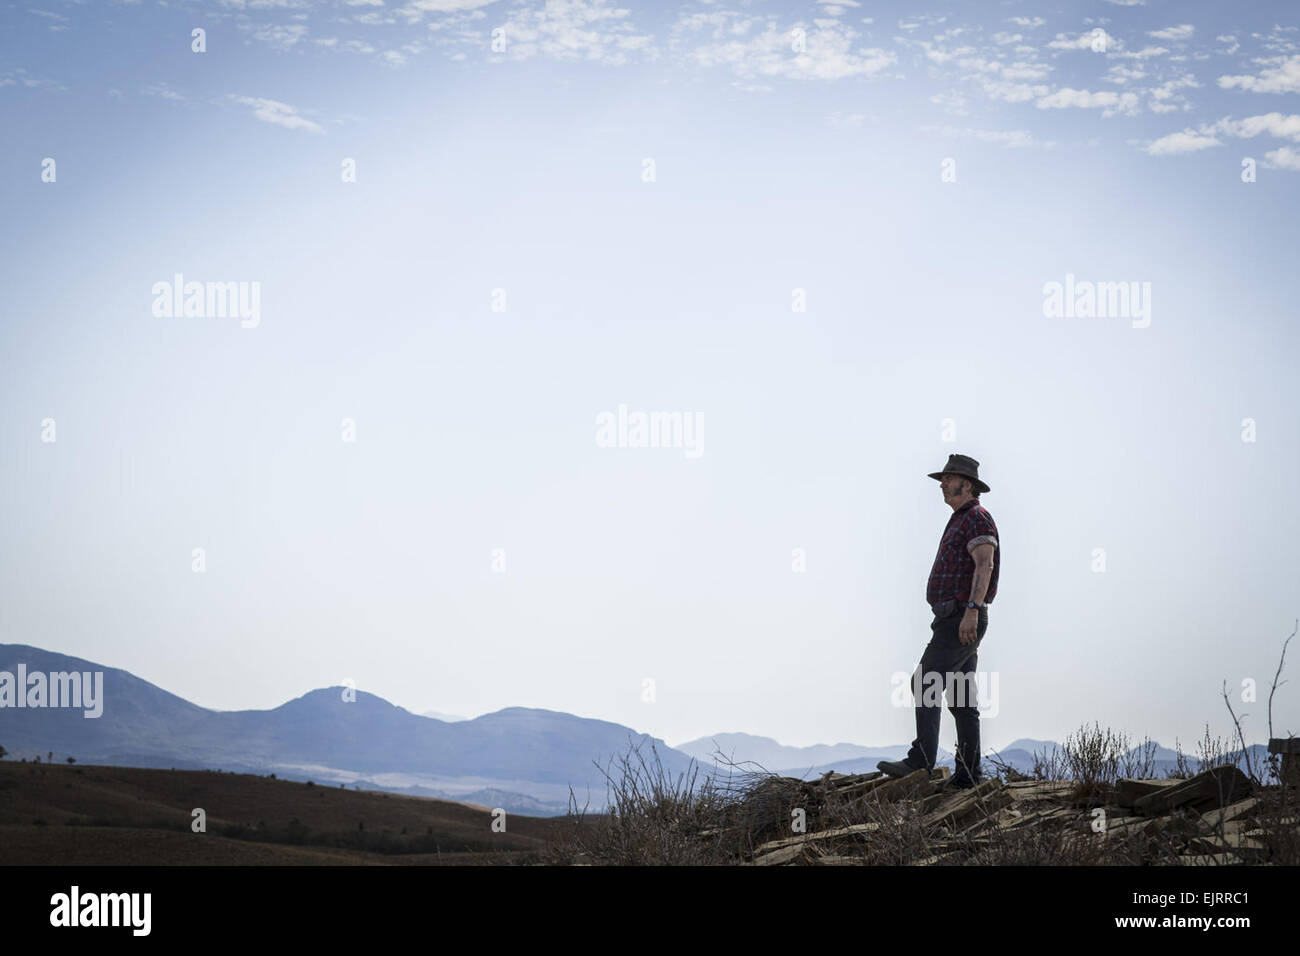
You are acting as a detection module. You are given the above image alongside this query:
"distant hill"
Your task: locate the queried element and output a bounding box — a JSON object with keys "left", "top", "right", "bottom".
{"left": 674, "top": 732, "right": 907, "bottom": 773}
{"left": 0, "top": 644, "right": 707, "bottom": 816}
{"left": 420, "top": 710, "right": 469, "bottom": 723}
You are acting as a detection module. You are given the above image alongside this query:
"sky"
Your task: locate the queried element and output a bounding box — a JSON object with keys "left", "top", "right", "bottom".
{"left": 2, "top": 0, "right": 1298, "bottom": 760}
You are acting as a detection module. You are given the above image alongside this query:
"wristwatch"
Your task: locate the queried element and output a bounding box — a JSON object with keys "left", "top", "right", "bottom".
{"left": 965, "top": 601, "right": 986, "bottom": 610}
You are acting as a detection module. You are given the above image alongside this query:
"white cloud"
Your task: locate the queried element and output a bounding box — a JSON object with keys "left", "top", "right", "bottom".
{"left": 1218, "top": 112, "right": 1300, "bottom": 141}
{"left": 929, "top": 89, "right": 967, "bottom": 115}
{"left": 1146, "top": 73, "right": 1199, "bottom": 111}
{"left": 1036, "top": 88, "right": 1140, "bottom": 116}
{"left": 1219, "top": 54, "right": 1300, "bottom": 93}
{"left": 920, "top": 125, "right": 1040, "bottom": 148}
{"left": 981, "top": 79, "right": 1050, "bottom": 103}
{"left": 1103, "top": 0, "right": 1145, "bottom": 5}
{"left": 1148, "top": 25, "right": 1193, "bottom": 42}
{"left": 27, "top": 8, "right": 69, "bottom": 30}
{"left": 1263, "top": 146, "right": 1300, "bottom": 170}
{"left": 1104, "top": 64, "right": 1146, "bottom": 84}
{"left": 499, "top": 0, "right": 655, "bottom": 66}
{"left": 141, "top": 82, "right": 185, "bottom": 101}
{"left": 1144, "top": 112, "right": 1300, "bottom": 157}
{"left": 677, "top": 15, "right": 894, "bottom": 80}
{"left": 1008, "top": 17, "right": 1045, "bottom": 29}
{"left": 1143, "top": 130, "right": 1222, "bottom": 154}
{"left": 228, "top": 95, "right": 325, "bottom": 134}
{"left": 237, "top": 22, "right": 310, "bottom": 50}
{"left": 815, "top": 0, "right": 860, "bottom": 15}
{"left": 1216, "top": 35, "right": 1240, "bottom": 55}
{"left": 1048, "top": 29, "right": 1117, "bottom": 52}
{"left": 825, "top": 110, "right": 872, "bottom": 128}
{"left": 0, "top": 67, "right": 66, "bottom": 92}
{"left": 1112, "top": 46, "right": 1168, "bottom": 60}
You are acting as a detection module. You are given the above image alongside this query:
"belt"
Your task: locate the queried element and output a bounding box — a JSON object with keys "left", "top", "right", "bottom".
{"left": 930, "top": 598, "right": 989, "bottom": 617}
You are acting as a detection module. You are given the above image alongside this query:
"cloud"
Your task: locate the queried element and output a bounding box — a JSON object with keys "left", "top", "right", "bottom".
{"left": 498, "top": 0, "right": 656, "bottom": 66}
{"left": 1047, "top": 29, "right": 1117, "bottom": 52}
{"left": 1036, "top": 88, "right": 1140, "bottom": 116}
{"left": 1103, "top": 64, "right": 1146, "bottom": 84}
{"left": 141, "top": 82, "right": 186, "bottom": 102}
{"left": 1111, "top": 46, "right": 1168, "bottom": 60}
{"left": 1103, "top": 0, "right": 1145, "bottom": 5}
{"left": 825, "top": 110, "right": 872, "bottom": 128}
{"left": 1143, "top": 129, "right": 1222, "bottom": 154}
{"left": 920, "top": 125, "right": 1041, "bottom": 148}
{"left": 1146, "top": 74, "right": 1199, "bottom": 112}
{"left": 0, "top": 67, "right": 65, "bottom": 92}
{"left": 1143, "top": 112, "right": 1300, "bottom": 157}
{"left": 237, "top": 22, "right": 310, "bottom": 50}
{"left": 1008, "top": 17, "right": 1045, "bottom": 28}
{"left": 1148, "top": 25, "right": 1193, "bottom": 42}
{"left": 1218, "top": 112, "right": 1300, "bottom": 141}
{"left": 981, "top": 79, "right": 1050, "bottom": 103}
{"left": 676, "top": 14, "right": 894, "bottom": 81}
{"left": 815, "top": 0, "right": 860, "bottom": 15}
{"left": 1263, "top": 146, "right": 1300, "bottom": 170}
{"left": 228, "top": 95, "right": 325, "bottom": 133}
{"left": 1219, "top": 54, "right": 1300, "bottom": 93}
{"left": 27, "top": 8, "right": 69, "bottom": 30}
{"left": 1216, "top": 35, "right": 1240, "bottom": 56}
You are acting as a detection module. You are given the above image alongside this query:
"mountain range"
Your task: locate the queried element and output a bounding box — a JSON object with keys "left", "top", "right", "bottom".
{"left": 0, "top": 644, "right": 1270, "bottom": 814}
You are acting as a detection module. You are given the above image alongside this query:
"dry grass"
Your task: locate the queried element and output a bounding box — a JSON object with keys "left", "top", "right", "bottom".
{"left": 548, "top": 620, "right": 1300, "bottom": 866}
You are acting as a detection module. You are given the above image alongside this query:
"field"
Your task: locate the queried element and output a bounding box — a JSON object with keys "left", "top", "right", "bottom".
{"left": 0, "top": 761, "right": 585, "bottom": 865}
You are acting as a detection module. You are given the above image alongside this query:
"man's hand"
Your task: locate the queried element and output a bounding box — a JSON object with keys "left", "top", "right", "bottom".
{"left": 959, "top": 608, "right": 980, "bottom": 645}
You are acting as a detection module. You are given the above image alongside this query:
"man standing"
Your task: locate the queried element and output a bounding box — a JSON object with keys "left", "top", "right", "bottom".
{"left": 878, "top": 454, "right": 1000, "bottom": 789}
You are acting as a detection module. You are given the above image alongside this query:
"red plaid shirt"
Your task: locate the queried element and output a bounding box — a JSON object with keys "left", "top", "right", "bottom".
{"left": 926, "top": 497, "right": 1000, "bottom": 606}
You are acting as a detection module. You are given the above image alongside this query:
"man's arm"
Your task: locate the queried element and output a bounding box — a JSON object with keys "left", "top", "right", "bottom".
{"left": 968, "top": 541, "right": 996, "bottom": 605}
{"left": 958, "top": 540, "right": 996, "bottom": 646}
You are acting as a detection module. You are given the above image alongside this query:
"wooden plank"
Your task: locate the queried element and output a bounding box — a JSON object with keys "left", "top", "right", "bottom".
{"left": 1178, "top": 852, "right": 1242, "bottom": 866}
{"left": 752, "top": 822, "right": 881, "bottom": 856}
{"left": 1133, "top": 767, "right": 1252, "bottom": 815}
{"left": 823, "top": 776, "right": 891, "bottom": 801}
{"left": 921, "top": 779, "right": 1002, "bottom": 829}
{"left": 862, "top": 769, "right": 935, "bottom": 805}
{"left": 1187, "top": 833, "right": 1268, "bottom": 861}
{"left": 1102, "top": 817, "right": 1156, "bottom": 838}
{"left": 1200, "top": 796, "right": 1261, "bottom": 830}
{"left": 752, "top": 843, "right": 811, "bottom": 866}
{"left": 1007, "top": 781, "right": 1075, "bottom": 801}
{"left": 1115, "top": 778, "right": 1180, "bottom": 808}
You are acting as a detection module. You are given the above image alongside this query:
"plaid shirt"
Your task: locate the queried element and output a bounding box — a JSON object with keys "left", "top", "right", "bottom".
{"left": 926, "top": 497, "right": 1000, "bottom": 607}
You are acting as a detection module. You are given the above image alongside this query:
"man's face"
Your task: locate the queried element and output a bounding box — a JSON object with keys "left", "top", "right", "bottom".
{"left": 940, "top": 473, "right": 967, "bottom": 501}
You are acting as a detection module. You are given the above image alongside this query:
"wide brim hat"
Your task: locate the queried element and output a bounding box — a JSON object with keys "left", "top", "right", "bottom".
{"left": 927, "top": 453, "right": 990, "bottom": 494}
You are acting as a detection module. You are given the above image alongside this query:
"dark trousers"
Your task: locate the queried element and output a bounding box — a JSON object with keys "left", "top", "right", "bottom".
{"left": 905, "top": 605, "right": 988, "bottom": 780}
